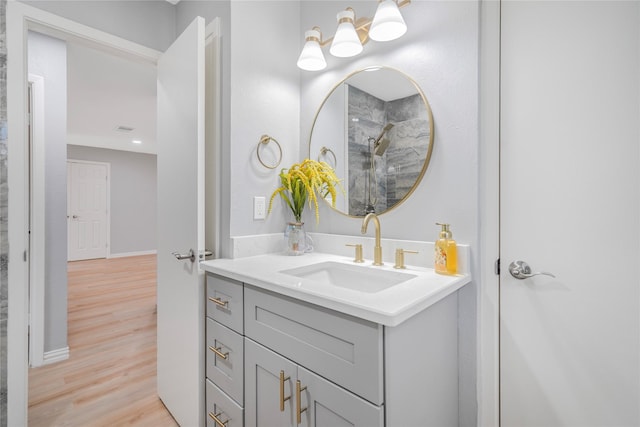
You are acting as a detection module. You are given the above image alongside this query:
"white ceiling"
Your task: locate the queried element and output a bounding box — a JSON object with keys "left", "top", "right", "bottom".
{"left": 67, "top": 41, "right": 157, "bottom": 154}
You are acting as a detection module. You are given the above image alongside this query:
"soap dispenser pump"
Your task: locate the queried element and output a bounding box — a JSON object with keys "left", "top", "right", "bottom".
{"left": 435, "top": 223, "right": 458, "bottom": 275}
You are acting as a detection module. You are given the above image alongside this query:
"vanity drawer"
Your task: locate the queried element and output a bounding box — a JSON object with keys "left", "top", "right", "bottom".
{"left": 207, "top": 274, "right": 243, "bottom": 333}
{"left": 206, "top": 379, "right": 244, "bottom": 427}
{"left": 244, "top": 286, "right": 384, "bottom": 405}
{"left": 206, "top": 318, "right": 244, "bottom": 405}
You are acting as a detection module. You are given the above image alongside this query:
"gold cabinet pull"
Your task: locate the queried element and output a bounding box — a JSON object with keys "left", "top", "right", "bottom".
{"left": 279, "top": 370, "right": 291, "bottom": 411}
{"left": 208, "top": 411, "right": 229, "bottom": 427}
{"left": 209, "top": 296, "right": 229, "bottom": 308}
{"left": 209, "top": 345, "right": 229, "bottom": 360}
{"left": 296, "top": 380, "right": 308, "bottom": 425}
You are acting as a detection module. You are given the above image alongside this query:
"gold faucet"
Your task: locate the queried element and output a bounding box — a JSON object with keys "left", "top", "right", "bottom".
{"left": 361, "top": 213, "right": 383, "bottom": 266}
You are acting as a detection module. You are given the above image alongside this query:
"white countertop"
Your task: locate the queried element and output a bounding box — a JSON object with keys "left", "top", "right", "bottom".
{"left": 200, "top": 252, "right": 471, "bottom": 327}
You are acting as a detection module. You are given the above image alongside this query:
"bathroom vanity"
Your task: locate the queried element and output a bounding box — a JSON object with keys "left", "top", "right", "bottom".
{"left": 200, "top": 250, "right": 470, "bottom": 427}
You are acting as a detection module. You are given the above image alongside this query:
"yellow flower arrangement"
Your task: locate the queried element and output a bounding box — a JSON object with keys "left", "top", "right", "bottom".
{"left": 268, "top": 159, "right": 342, "bottom": 224}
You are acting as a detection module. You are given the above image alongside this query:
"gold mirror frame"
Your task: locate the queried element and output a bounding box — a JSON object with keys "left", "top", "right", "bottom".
{"left": 308, "top": 66, "right": 434, "bottom": 217}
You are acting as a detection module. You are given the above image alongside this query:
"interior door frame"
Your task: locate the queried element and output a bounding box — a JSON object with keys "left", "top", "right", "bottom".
{"left": 7, "top": 3, "right": 161, "bottom": 424}
{"left": 27, "top": 73, "right": 46, "bottom": 368}
{"left": 478, "top": 0, "right": 501, "bottom": 426}
{"left": 66, "top": 159, "right": 111, "bottom": 261}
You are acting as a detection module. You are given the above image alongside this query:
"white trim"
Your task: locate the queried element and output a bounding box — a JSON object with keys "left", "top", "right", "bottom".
{"left": 7, "top": 3, "right": 162, "bottom": 425}
{"left": 8, "top": 3, "right": 33, "bottom": 423}
{"left": 42, "top": 346, "right": 69, "bottom": 365}
{"left": 66, "top": 159, "right": 111, "bottom": 261}
{"left": 109, "top": 249, "right": 157, "bottom": 259}
{"left": 27, "top": 74, "right": 46, "bottom": 368}
{"left": 478, "top": 0, "right": 501, "bottom": 425}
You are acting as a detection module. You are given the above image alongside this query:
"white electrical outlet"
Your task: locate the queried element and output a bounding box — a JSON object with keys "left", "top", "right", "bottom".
{"left": 253, "top": 196, "right": 266, "bottom": 220}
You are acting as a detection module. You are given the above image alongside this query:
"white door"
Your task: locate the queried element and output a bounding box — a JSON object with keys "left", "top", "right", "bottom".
{"left": 67, "top": 160, "right": 109, "bottom": 261}
{"left": 500, "top": 2, "right": 639, "bottom": 426}
{"left": 156, "top": 17, "right": 206, "bottom": 426}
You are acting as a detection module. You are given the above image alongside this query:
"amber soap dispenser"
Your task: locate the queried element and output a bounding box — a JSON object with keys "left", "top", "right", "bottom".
{"left": 435, "top": 223, "right": 458, "bottom": 275}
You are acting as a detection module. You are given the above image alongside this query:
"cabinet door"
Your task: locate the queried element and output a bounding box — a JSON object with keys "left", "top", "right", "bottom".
{"left": 297, "top": 367, "right": 383, "bottom": 427}
{"left": 245, "top": 339, "right": 297, "bottom": 427}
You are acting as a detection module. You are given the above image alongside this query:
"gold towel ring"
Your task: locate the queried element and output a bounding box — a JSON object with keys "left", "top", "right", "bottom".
{"left": 318, "top": 146, "right": 337, "bottom": 167}
{"left": 257, "top": 135, "right": 282, "bottom": 169}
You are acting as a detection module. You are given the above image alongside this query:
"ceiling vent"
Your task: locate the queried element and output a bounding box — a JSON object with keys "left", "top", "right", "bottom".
{"left": 114, "top": 125, "right": 135, "bottom": 133}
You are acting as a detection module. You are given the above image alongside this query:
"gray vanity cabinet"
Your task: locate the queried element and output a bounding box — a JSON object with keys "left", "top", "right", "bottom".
{"left": 205, "top": 272, "right": 459, "bottom": 427}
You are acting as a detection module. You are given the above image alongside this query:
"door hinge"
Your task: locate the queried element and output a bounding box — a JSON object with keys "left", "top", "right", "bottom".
{"left": 494, "top": 258, "right": 500, "bottom": 275}
{"left": 24, "top": 250, "right": 28, "bottom": 262}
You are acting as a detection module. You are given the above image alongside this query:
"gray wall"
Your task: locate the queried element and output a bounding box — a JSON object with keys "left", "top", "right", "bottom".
{"left": 67, "top": 145, "right": 157, "bottom": 255}
{"left": 28, "top": 31, "right": 68, "bottom": 354}
{"left": 0, "top": 0, "right": 7, "bottom": 421}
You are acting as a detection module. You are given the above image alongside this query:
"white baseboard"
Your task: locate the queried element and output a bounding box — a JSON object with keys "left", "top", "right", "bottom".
{"left": 43, "top": 346, "right": 69, "bottom": 365}
{"left": 109, "top": 249, "right": 157, "bottom": 259}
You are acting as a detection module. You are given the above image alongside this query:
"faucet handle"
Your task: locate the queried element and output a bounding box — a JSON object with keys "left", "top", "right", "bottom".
{"left": 394, "top": 248, "right": 418, "bottom": 269}
{"left": 346, "top": 244, "right": 364, "bottom": 263}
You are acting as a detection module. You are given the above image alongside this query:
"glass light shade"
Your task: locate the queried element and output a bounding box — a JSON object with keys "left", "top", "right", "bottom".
{"left": 369, "top": 0, "right": 407, "bottom": 42}
{"left": 297, "top": 30, "right": 327, "bottom": 71}
{"left": 329, "top": 10, "right": 363, "bottom": 58}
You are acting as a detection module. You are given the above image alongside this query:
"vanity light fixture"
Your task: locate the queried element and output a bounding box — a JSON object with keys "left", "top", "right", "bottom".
{"left": 329, "top": 8, "right": 363, "bottom": 58}
{"left": 369, "top": 0, "right": 408, "bottom": 41}
{"left": 297, "top": 28, "right": 327, "bottom": 71}
{"left": 297, "top": 0, "right": 410, "bottom": 71}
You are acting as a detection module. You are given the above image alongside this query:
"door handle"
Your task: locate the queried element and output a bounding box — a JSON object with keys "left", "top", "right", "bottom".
{"left": 172, "top": 249, "right": 195, "bottom": 263}
{"left": 508, "top": 260, "right": 555, "bottom": 280}
{"left": 172, "top": 249, "right": 214, "bottom": 263}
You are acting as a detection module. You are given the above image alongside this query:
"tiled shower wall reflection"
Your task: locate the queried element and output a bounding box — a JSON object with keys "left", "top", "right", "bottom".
{"left": 0, "top": 0, "right": 7, "bottom": 424}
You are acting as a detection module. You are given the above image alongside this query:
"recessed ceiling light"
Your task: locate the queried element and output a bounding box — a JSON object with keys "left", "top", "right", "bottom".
{"left": 132, "top": 140, "right": 142, "bottom": 144}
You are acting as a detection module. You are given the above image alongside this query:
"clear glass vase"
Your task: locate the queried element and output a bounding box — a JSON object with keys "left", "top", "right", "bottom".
{"left": 284, "top": 222, "right": 313, "bottom": 255}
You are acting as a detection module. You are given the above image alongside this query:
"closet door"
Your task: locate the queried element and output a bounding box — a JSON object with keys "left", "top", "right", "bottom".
{"left": 499, "top": 2, "right": 640, "bottom": 425}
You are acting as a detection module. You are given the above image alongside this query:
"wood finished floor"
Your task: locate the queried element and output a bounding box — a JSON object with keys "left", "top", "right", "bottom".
{"left": 28, "top": 255, "right": 179, "bottom": 427}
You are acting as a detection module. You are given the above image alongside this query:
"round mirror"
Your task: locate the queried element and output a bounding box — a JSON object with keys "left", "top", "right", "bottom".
{"left": 308, "top": 66, "right": 434, "bottom": 217}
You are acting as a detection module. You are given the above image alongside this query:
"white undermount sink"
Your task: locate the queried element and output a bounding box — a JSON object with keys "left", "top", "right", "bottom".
{"left": 280, "top": 261, "right": 417, "bottom": 293}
